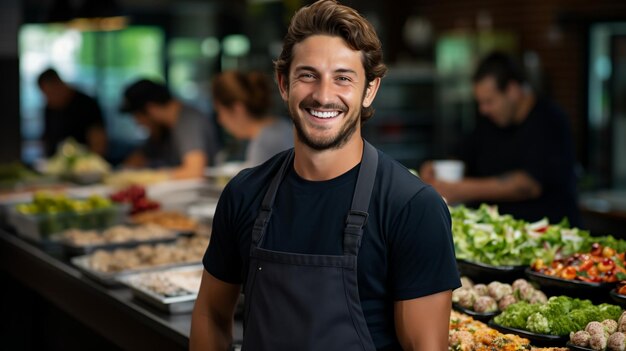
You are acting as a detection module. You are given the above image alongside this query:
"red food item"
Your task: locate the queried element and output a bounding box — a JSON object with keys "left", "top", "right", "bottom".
{"left": 110, "top": 185, "right": 160, "bottom": 215}
{"left": 533, "top": 243, "right": 625, "bottom": 284}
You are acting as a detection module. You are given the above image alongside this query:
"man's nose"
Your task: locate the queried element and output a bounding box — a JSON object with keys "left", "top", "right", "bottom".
{"left": 311, "top": 78, "right": 335, "bottom": 105}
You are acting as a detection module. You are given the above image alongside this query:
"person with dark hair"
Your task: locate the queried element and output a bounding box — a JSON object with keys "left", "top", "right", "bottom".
{"left": 37, "top": 68, "right": 107, "bottom": 157}
{"left": 120, "top": 78, "right": 220, "bottom": 179}
{"left": 211, "top": 70, "right": 293, "bottom": 166}
{"left": 420, "top": 51, "right": 581, "bottom": 227}
{"left": 190, "top": 1, "right": 460, "bottom": 350}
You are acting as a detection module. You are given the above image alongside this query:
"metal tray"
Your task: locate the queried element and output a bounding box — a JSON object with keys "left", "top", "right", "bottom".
{"left": 51, "top": 227, "right": 180, "bottom": 256}
{"left": 8, "top": 203, "right": 128, "bottom": 242}
{"left": 71, "top": 255, "right": 200, "bottom": 287}
{"left": 117, "top": 265, "right": 203, "bottom": 314}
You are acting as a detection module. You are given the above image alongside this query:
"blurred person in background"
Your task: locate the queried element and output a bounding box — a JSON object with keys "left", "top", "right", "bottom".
{"left": 120, "top": 79, "right": 220, "bottom": 179}
{"left": 420, "top": 51, "right": 582, "bottom": 227}
{"left": 211, "top": 70, "right": 293, "bottom": 167}
{"left": 38, "top": 68, "right": 107, "bottom": 157}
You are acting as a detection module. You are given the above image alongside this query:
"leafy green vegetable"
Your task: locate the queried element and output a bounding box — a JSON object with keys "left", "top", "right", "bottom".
{"left": 494, "top": 296, "right": 622, "bottom": 336}
{"left": 450, "top": 204, "right": 626, "bottom": 266}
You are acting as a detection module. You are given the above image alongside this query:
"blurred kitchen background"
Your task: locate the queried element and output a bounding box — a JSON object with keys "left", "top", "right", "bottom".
{"left": 1, "top": 0, "right": 626, "bottom": 232}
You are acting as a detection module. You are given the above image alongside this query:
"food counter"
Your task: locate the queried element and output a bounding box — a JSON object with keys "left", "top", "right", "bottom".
{"left": 0, "top": 177, "right": 242, "bottom": 351}
{"left": 0, "top": 228, "right": 243, "bottom": 350}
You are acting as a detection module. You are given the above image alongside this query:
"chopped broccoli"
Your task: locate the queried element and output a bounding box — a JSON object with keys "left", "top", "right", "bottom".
{"left": 549, "top": 316, "right": 578, "bottom": 336}
{"left": 495, "top": 301, "right": 540, "bottom": 329}
{"left": 527, "top": 312, "right": 551, "bottom": 334}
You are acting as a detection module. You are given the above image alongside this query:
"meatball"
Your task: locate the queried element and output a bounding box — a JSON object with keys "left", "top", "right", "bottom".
{"left": 619, "top": 312, "right": 626, "bottom": 332}
{"left": 498, "top": 294, "right": 517, "bottom": 311}
{"left": 488, "top": 282, "right": 513, "bottom": 301}
{"left": 604, "top": 319, "right": 619, "bottom": 335}
{"left": 590, "top": 333, "right": 608, "bottom": 351}
{"left": 512, "top": 278, "right": 530, "bottom": 292}
{"left": 452, "top": 287, "right": 469, "bottom": 303}
{"left": 456, "top": 289, "right": 478, "bottom": 309}
{"left": 528, "top": 290, "right": 548, "bottom": 304}
{"left": 473, "top": 295, "right": 498, "bottom": 313}
{"left": 519, "top": 284, "right": 536, "bottom": 301}
{"left": 460, "top": 276, "right": 474, "bottom": 289}
{"left": 473, "top": 284, "right": 489, "bottom": 296}
{"left": 587, "top": 321, "right": 608, "bottom": 337}
{"left": 570, "top": 330, "right": 591, "bottom": 347}
{"left": 608, "top": 332, "right": 626, "bottom": 351}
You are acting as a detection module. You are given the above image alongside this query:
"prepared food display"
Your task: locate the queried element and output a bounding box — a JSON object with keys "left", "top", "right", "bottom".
{"left": 567, "top": 313, "right": 626, "bottom": 351}
{"left": 492, "top": 295, "right": 622, "bottom": 337}
{"left": 9, "top": 192, "right": 126, "bottom": 240}
{"left": 58, "top": 224, "right": 176, "bottom": 246}
{"left": 43, "top": 138, "right": 111, "bottom": 184}
{"left": 451, "top": 205, "right": 626, "bottom": 267}
{"left": 453, "top": 277, "right": 547, "bottom": 321}
{"left": 449, "top": 310, "right": 568, "bottom": 351}
{"left": 530, "top": 244, "right": 626, "bottom": 284}
{"left": 122, "top": 266, "right": 202, "bottom": 298}
{"left": 118, "top": 265, "right": 205, "bottom": 313}
{"left": 109, "top": 185, "right": 160, "bottom": 215}
{"left": 130, "top": 210, "right": 198, "bottom": 233}
{"left": 75, "top": 236, "right": 209, "bottom": 274}
{"left": 104, "top": 170, "right": 169, "bottom": 188}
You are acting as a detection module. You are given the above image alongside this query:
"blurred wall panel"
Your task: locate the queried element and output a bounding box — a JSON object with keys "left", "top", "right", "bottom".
{"left": 0, "top": 0, "right": 21, "bottom": 163}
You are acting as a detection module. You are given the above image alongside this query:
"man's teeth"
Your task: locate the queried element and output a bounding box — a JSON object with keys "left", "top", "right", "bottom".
{"left": 310, "top": 110, "right": 340, "bottom": 119}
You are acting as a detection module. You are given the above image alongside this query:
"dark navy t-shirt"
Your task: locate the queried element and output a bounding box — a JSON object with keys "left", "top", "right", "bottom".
{"left": 204, "top": 147, "right": 461, "bottom": 350}
{"left": 459, "top": 98, "right": 581, "bottom": 227}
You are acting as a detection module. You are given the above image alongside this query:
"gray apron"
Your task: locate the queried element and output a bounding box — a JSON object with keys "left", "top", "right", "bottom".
{"left": 242, "top": 141, "right": 378, "bottom": 351}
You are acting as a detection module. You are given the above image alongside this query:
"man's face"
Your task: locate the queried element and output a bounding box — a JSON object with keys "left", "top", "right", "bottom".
{"left": 215, "top": 102, "right": 246, "bottom": 139}
{"left": 39, "top": 81, "right": 66, "bottom": 109}
{"left": 132, "top": 111, "right": 151, "bottom": 128}
{"left": 473, "top": 76, "right": 517, "bottom": 128}
{"left": 278, "top": 35, "right": 379, "bottom": 151}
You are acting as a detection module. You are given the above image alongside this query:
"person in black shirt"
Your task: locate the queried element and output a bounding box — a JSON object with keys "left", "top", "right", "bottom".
{"left": 420, "top": 52, "right": 581, "bottom": 227}
{"left": 38, "top": 68, "right": 107, "bottom": 157}
{"left": 190, "top": 1, "right": 461, "bottom": 350}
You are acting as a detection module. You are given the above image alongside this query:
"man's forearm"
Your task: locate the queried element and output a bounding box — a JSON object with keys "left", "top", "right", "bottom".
{"left": 189, "top": 311, "right": 233, "bottom": 351}
{"left": 451, "top": 171, "right": 541, "bottom": 203}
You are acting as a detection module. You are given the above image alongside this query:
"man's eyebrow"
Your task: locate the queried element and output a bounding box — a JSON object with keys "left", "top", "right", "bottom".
{"left": 293, "top": 66, "right": 358, "bottom": 75}
{"left": 335, "top": 68, "right": 357, "bottom": 75}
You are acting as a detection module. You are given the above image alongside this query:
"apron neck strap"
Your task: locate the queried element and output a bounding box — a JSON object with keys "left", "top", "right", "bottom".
{"left": 251, "top": 149, "right": 294, "bottom": 247}
{"left": 250, "top": 140, "right": 378, "bottom": 256}
{"left": 343, "top": 141, "right": 378, "bottom": 256}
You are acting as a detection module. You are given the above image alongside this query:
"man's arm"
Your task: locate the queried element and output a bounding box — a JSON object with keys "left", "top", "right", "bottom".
{"left": 190, "top": 271, "right": 241, "bottom": 351}
{"left": 394, "top": 290, "right": 452, "bottom": 351}
{"left": 428, "top": 170, "right": 541, "bottom": 204}
{"left": 86, "top": 125, "right": 107, "bottom": 157}
{"left": 170, "top": 150, "right": 207, "bottom": 179}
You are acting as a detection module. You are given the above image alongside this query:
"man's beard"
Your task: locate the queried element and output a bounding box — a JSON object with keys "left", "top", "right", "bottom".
{"left": 289, "top": 97, "right": 360, "bottom": 151}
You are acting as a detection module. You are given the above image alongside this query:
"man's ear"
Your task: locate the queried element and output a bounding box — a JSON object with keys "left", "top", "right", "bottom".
{"left": 276, "top": 73, "right": 289, "bottom": 101}
{"left": 362, "top": 77, "right": 381, "bottom": 108}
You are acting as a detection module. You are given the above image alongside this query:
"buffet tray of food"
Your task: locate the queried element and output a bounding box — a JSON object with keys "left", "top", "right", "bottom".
{"left": 70, "top": 236, "right": 209, "bottom": 286}
{"left": 52, "top": 224, "right": 180, "bottom": 256}
{"left": 117, "top": 265, "right": 203, "bottom": 314}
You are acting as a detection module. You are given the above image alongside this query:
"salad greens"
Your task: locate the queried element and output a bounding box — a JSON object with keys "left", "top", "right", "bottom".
{"left": 451, "top": 204, "right": 626, "bottom": 266}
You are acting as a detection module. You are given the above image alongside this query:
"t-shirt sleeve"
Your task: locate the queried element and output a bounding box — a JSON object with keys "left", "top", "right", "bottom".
{"left": 175, "top": 112, "right": 208, "bottom": 156}
{"left": 202, "top": 182, "right": 244, "bottom": 284}
{"left": 388, "top": 186, "right": 461, "bottom": 300}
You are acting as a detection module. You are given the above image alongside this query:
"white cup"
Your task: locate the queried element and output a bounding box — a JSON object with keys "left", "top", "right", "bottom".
{"left": 433, "top": 160, "right": 465, "bottom": 182}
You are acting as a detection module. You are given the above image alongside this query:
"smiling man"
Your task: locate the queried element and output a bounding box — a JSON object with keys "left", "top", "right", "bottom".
{"left": 190, "top": 1, "right": 460, "bottom": 350}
